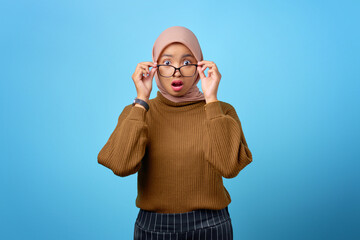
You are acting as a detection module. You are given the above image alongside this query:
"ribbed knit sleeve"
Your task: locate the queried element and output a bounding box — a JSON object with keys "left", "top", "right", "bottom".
{"left": 97, "top": 105, "right": 149, "bottom": 177}
{"left": 203, "top": 101, "right": 253, "bottom": 179}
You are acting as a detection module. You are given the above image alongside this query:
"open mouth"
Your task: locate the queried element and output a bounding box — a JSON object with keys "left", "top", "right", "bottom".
{"left": 171, "top": 80, "right": 184, "bottom": 91}
{"left": 171, "top": 80, "right": 183, "bottom": 86}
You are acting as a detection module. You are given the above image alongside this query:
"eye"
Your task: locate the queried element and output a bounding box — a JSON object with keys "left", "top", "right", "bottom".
{"left": 183, "top": 60, "right": 191, "bottom": 65}
{"left": 163, "top": 60, "right": 171, "bottom": 65}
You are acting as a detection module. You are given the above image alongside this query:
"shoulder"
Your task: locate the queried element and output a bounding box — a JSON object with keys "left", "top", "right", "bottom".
{"left": 218, "top": 100, "right": 237, "bottom": 115}
{"left": 218, "top": 101, "right": 243, "bottom": 124}
{"left": 116, "top": 104, "right": 133, "bottom": 120}
{"left": 118, "top": 98, "right": 155, "bottom": 119}
{"left": 123, "top": 103, "right": 133, "bottom": 113}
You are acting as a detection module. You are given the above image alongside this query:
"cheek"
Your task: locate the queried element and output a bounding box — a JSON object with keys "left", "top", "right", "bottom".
{"left": 158, "top": 76, "right": 168, "bottom": 86}
{"left": 187, "top": 77, "right": 197, "bottom": 86}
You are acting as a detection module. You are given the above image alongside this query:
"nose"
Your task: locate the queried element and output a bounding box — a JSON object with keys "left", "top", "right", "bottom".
{"left": 173, "top": 68, "right": 182, "bottom": 77}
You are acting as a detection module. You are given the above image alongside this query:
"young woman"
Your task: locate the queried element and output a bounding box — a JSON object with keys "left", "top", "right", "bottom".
{"left": 98, "top": 26, "right": 253, "bottom": 240}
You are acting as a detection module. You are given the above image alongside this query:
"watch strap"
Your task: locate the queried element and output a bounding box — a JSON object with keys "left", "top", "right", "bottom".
{"left": 132, "top": 98, "right": 149, "bottom": 111}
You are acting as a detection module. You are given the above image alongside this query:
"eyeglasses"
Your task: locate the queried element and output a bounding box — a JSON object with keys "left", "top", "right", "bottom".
{"left": 157, "top": 64, "right": 198, "bottom": 77}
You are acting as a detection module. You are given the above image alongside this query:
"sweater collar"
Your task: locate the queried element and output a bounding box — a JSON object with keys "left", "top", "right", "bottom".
{"left": 155, "top": 91, "right": 205, "bottom": 108}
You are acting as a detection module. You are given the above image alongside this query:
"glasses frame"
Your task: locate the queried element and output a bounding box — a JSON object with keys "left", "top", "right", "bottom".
{"left": 156, "top": 64, "right": 198, "bottom": 78}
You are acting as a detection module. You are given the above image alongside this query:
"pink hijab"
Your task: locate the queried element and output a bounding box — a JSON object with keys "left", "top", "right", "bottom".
{"left": 152, "top": 26, "right": 206, "bottom": 103}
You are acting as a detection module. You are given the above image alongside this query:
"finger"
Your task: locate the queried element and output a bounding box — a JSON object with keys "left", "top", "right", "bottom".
{"left": 150, "top": 66, "right": 157, "bottom": 77}
{"left": 147, "top": 62, "right": 158, "bottom": 71}
{"left": 135, "top": 70, "right": 145, "bottom": 81}
{"left": 137, "top": 67, "right": 145, "bottom": 76}
{"left": 139, "top": 63, "right": 156, "bottom": 73}
{"left": 197, "top": 65, "right": 204, "bottom": 73}
{"left": 198, "top": 61, "right": 216, "bottom": 69}
{"left": 141, "top": 69, "right": 148, "bottom": 78}
{"left": 139, "top": 66, "right": 150, "bottom": 75}
{"left": 198, "top": 63, "right": 207, "bottom": 71}
{"left": 208, "top": 69, "right": 217, "bottom": 77}
{"left": 208, "top": 68, "right": 219, "bottom": 76}
{"left": 197, "top": 66, "right": 206, "bottom": 79}
{"left": 150, "top": 65, "right": 157, "bottom": 73}
{"left": 197, "top": 60, "right": 213, "bottom": 65}
{"left": 201, "top": 64, "right": 209, "bottom": 71}
{"left": 140, "top": 62, "right": 157, "bottom": 67}
{"left": 199, "top": 62, "right": 211, "bottom": 70}
{"left": 147, "top": 66, "right": 157, "bottom": 77}
{"left": 202, "top": 62, "right": 215, "bottom": 70}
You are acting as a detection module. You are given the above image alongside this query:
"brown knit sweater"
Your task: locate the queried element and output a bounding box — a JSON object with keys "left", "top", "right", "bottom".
{"left": 97, "top": 91, "right": 253, "bottom": 213}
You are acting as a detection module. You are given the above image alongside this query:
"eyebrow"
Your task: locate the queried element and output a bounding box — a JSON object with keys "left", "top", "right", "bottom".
{"left": 160, "top": 53, "right": 195, "bottom": 58}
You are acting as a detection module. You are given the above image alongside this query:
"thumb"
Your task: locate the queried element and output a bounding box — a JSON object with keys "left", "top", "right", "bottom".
{"left": 150, "top": 66, "right": 157, "bottom": 78}
{"left": 198, "top": 66, "right": 205, "bottom": 79}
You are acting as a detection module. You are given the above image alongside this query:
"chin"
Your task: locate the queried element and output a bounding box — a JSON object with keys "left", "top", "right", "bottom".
{"left": 168, "top": 88, "right": 185, "bottom": 96}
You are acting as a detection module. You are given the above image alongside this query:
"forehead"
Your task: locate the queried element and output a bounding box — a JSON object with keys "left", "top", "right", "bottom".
{"left": 159, "top": 42, "right": 195, "bottom": 59}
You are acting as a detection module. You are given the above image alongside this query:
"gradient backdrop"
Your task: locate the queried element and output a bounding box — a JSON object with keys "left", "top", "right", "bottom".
{"left": 1, "top": 0, "right": 359, "bottom": 239}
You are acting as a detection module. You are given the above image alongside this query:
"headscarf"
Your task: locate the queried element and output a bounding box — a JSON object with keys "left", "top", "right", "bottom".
{"left": 152, "top": 26, "right": 206, "bottom": 103}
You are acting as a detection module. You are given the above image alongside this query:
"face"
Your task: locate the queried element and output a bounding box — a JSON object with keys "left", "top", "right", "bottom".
{"left": 157, "top": 42, "right": 199, "bottom": 97}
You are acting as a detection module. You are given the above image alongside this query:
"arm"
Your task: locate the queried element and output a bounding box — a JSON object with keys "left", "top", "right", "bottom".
{"left": 203, "top": 101, "right": 253, "bottom": 179}
{"left": 97, "top": 105, "right": 149, "bottom": 177}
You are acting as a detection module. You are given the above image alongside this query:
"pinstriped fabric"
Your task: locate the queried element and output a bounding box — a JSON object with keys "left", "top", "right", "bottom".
{"left": 134, "top": 206, "right": 233, "bottom": 240}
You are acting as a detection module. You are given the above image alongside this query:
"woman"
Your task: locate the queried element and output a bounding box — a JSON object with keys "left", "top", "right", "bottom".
{"left": 97, "top": 26, "right": 253, "bottom": 240}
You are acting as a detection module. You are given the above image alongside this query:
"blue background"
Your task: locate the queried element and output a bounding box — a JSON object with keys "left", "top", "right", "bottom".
{"left": 1, "top": 0, "right": 359, "bottom": 239}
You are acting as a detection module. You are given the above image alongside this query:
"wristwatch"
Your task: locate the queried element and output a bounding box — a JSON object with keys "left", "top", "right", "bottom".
{"left": 132, "top": 97, "right": 149, "bottom": 111}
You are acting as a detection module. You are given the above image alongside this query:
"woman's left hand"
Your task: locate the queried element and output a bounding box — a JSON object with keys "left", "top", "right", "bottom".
{"left": 197, "top": 60, "right": 221, "bottom": 103}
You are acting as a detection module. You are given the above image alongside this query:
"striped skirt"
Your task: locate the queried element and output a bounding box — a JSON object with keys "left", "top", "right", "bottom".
{"left": 134, "top": 206, "right": 233, "bottom": 240}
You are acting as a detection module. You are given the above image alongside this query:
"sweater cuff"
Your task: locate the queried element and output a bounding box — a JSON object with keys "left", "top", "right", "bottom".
{"left": 127, "top": 105, "right": 147, "bottom": 121}
{"left": 204, "top": 101, "right": 224, "bottom": 119}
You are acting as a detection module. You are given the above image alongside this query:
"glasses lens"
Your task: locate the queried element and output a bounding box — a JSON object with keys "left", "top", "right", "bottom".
{"left": 180, "top": 65, "right": 197, "bottom": 77}
{"left": 158, "top": 65, "right": 197, "bottom": 77}
{"left": 158, "top": 66, "right": 175, "bottom": 77}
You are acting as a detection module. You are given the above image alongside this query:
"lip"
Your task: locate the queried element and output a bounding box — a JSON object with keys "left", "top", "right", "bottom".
{"left": 171, "top": 79, "right": 184, "bottom": 85}
{"left": 171, "top": 79, "right": 184, "bottom": 92}
{"left": 171, "top": 85, "right": 183, "bottom": 92}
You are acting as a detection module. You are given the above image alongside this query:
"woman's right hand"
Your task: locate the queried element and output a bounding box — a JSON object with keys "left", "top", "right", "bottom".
{"left": 132, "top": 61, "right": 157, "bottom": 102}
